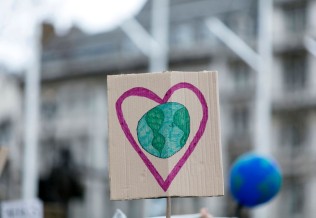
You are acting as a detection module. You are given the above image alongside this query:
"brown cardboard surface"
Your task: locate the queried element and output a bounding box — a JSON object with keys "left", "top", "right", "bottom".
{"left": 0, "top": 147, "right": 8, "bottom": 176}
{"left": 108, "top": 71, "right": 223, "bottom": 200}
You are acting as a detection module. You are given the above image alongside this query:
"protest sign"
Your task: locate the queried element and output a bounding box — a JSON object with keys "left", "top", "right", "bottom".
{"left": 108, "top": 71, "right": 224, "bottom": 200}
{"left": 1, "top": 199, "right": 43, "bottom": 218}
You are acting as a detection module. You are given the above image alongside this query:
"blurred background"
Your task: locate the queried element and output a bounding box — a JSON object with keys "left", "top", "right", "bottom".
{"left": 0, "top": 0, "right": 315, "bottom": 217}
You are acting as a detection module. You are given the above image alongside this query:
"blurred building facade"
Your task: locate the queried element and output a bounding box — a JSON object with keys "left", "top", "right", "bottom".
{"left": 0, "top": 73, "right": 22, "bottom": 200}
{"left": 1, "top": 0, "right": 316, "bottom": 217}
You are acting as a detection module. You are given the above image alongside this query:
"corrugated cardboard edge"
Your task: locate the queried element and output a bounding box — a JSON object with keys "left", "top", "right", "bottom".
{"left": 212, "top": 71, "right": 225, "bottom": 196}
{"left": 107, "top": 75, "right": 113, "bottom": 200}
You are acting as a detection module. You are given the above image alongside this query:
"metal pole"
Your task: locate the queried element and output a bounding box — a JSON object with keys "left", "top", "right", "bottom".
{"left": 121, "top": 18, "right": 160, "bottom": 56}
{"left": 205, "top": 18, "right": 260, "bottom": 71}
{"left": 255, "top": 0, "right": 273, "bottom": 155}
{"left": 88, "top": 87, "right": 108, "bottom": 218}
{"left": 150, "top": 0, "right": 169, "bottom": 72}
{"left": 304, "top": 36, "right": 316, "bottom": 57}
{"left": 22, "top": 25, "right": 41, "bottom": 199}
{"left": 253, "top": 0, "right": 273, "bottom": 217}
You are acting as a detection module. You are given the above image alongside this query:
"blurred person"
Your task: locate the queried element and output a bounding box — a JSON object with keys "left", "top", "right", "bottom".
{"left": 200, "top": 208, "right": 213, "bottom": 218}
{"left": 39, "top": 148, "right": 84, "bottom": 218}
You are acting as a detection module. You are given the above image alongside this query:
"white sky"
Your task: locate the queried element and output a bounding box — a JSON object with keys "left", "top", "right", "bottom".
{"left": 0, "top": 0, "right": 147, "bottom": 72}
{"left": 50, "top": 0, "right": 147, "bottom": 34}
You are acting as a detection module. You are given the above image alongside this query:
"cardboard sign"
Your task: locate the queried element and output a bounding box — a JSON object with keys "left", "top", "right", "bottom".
{"left": 108, "top": 71, "right": 224, "bottom": 200}
{"left": 0, "top": 147, "right": 8, "bottom": 176}
{"left": 1, "top": 199, "right": 43, "bottom": 218}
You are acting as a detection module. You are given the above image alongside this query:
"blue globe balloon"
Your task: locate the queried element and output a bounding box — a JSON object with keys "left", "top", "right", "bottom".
{"left": 229, "top": 153, "right": 282, "bottom": 207}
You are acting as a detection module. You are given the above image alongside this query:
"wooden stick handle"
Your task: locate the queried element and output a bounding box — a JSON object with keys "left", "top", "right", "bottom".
{"left": 166, "top": 196, "right": 171, "bottom": 218}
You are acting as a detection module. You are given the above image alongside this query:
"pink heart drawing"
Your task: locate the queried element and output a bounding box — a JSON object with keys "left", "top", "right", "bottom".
{"left": 115, "top": 82, "right": 208, "bottom": 192}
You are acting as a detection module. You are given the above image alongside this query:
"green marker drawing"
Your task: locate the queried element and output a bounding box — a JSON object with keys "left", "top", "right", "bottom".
{"left": 137, "top": 102, "right": 190, "bottom": 159}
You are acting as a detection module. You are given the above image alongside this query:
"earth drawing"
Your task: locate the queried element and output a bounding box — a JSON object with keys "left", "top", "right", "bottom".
{"left": 137, "top": 102, "right": 190, "bottom": 159}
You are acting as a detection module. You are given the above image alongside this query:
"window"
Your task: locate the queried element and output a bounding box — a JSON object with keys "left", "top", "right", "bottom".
{"left": 58, "top": 85, "right": 92, "bottom": 117}
{"left": 279, "top": 178, "right": 305, "bottom": 218}
{"left": 281, "top": 113, "right": 306, "bottom": 150}
{"left": 195, "top": 20, "right": 213, "bottom": 43}
{"left": 232, "top": 106, "right": 249, "bottom": 134}
{"left": 41, "top": 101, "right": 57, "bottom": 120}
{"left": 122, "top": 38, "right": 139, "bottom": 54}
{"left": 284, "top": 4, "right": 306, "bottom": 34}
{"left": 223, "top": 11, "right": 257, "bottom": 41}
{"left": 170, "top": 22, "right": 194, "bottom": 47}
{"left": 0, "top": 120, "right": 11, "bottom": 145}
{"left": 230, "top": 62, "right": 251, "bottom": 90}
{"left": 283, "top": 53, "right": 306, "bottom": 91}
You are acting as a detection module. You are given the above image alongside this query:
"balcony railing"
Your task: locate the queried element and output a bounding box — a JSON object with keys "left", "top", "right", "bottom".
{"left": 272, "top": 89, "right": 316, "bottom": 111}
{"left": 272, "top": 145, "right": 316, "bottom": 175}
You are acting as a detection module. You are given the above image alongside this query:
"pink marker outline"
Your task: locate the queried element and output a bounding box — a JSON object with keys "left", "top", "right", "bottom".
{"left": 115, "top": 82, "right": 208, "bottom": 192}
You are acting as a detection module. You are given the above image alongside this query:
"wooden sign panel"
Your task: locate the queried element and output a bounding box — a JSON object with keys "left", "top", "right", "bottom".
{"left": 108, "top": 71, "right": 224, "bottom": 200}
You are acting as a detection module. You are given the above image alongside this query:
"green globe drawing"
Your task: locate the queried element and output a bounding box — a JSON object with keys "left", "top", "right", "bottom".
{"left": 137, "top": 102, "right": 190, "bottom": 159}
{"left": 229, "top": 153, "right": 282, "bottom": 207}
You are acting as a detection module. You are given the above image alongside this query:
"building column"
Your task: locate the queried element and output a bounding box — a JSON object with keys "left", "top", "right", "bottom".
{"left": 86, "top": 86, "right": 108, "bottom": 218}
